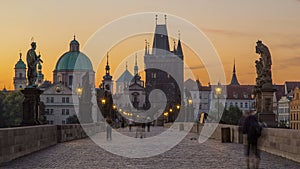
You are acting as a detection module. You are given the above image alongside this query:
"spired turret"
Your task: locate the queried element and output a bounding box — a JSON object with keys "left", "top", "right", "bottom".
{"left": 14, "top": 52, "right": 27, "bottom": 90}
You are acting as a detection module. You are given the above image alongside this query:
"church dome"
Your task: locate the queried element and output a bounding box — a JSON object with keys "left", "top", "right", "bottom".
{"left": 54, "top": 37, "right": 93, "bottom": 71}
{"left": 15, "top": 54, "right": 26, "bottom": 69}
{"left": 55, "top": 51, "right": 93, "bottom": 71}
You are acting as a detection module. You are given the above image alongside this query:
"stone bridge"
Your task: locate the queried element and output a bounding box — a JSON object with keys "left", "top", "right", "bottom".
{"left": 0, "top": 123, "right": 300, "bottom": 169}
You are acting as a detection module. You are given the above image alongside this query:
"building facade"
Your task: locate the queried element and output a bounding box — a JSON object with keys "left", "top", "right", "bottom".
{"left": 290, "top": 86, "right": 300, "bottom": 130}
{"left": 41, "top": 36, "right": 95, "bottom": 125}
{"left": 277, "top": 96, "right": 290, "bottom": 127}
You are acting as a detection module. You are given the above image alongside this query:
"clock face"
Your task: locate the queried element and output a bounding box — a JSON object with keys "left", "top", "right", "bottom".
{"left": 56, "top": 86, "right": 62, "bottom": 93}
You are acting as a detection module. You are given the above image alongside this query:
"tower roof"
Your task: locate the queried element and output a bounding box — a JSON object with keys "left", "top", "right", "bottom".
{"left": 15, "top": 53, "right": 26, "bottom": 69}
{"left": 116, "top": 69, "right": 133, "bottom": 82}
{"left": 152, "top": 24, "right": 170, "bottom": 54}
{"left": 230, "top": 60, "right": 240, "bottom": 85}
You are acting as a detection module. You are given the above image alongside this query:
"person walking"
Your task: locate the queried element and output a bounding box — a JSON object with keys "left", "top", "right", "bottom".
{"left": 243, "top": 113, "right": 262, "bottom": 169}
{"left": 106, "top": 118, "right": 112, "bottom": 141}
{"left": 128, "top": 119, "right": 133, "bottom": 132}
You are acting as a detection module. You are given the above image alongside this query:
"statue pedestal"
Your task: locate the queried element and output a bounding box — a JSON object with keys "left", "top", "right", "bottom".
{"left": 258, "top": 88, "right": 276, "bottom": 127}
{"left": 79, "top": 100, "right": 93, "bottom": 124}
{"left": 21, "top": 88, "right": 43, "bottom": 126}
{"left": 258, "top": 113, "right": 276, "bottom": 127}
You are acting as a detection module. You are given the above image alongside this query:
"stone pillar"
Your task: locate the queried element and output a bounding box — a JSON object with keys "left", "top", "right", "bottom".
{"left": 258, "top": 87, "right": 276, "bottom": 127}
{"left": 21, "top": 88, "right": 43, "bottom": 126}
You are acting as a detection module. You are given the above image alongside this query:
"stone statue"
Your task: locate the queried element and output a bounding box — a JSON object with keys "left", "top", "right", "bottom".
{"left": 255, "top": 40, "right": 272, "bottom": 89}
{"left": 256, "top": 40, "right": 272, "bottom": 69}
{"left": 26, "top": 42, "right": 43, "bottom": 87}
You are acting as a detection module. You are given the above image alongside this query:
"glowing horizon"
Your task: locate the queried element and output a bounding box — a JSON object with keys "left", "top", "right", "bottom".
{"left": 1, "top": 0, "right": 300, "bottom": 90}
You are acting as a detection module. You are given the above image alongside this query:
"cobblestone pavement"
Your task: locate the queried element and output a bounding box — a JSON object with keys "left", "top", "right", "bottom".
{"left": 1, "top": 126, "right": 300, "bottom": 169}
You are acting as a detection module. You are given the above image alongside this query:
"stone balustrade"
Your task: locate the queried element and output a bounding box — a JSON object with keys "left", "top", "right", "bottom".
{"left": 0, "top": 123, "right": 103, "bottom": 164}
{"left": 191, "top": 123, "right": 300, "bottom": 163}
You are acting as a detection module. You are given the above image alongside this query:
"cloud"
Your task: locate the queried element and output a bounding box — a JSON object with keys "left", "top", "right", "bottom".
{"left": 274, "top": 56, "right": 300, "bottom": 70}
{"left": 201, "top": 28, "right": 254, "bottom": 37}
{"left": 185, "top": 65, "right": 205, "bottom": 70}
{"left": 272, "top": 42, "right": 300, "bottom": 50}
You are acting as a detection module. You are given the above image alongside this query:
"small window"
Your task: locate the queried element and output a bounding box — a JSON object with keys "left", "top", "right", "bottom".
{"left": 62, "top": 97, "right": 65, "bottom": 103}
{"left": 51, "top": 97, "right": 54, "bottom": 103}
{"left": 69, "top": 76, "right": 73, "bottom": 86}
{"left": 62, "top": 120, "right": 66, "bottom": 124}
{"left": 240, "top": 102, "right": 243, "bottom": 108}
{"left": 46, "top": 97, "right": 50, "bottom": 103}
{"left": 66, "top": 97, "right": 69, "bottom": 103}
{"left": 66, "top": 109, "right": 69, "bottom": 115}
{"left": 62, "top": 109, "right": 65, "bottom": 115}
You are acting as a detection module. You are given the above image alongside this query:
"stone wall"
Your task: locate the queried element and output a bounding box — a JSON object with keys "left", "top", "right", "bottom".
{"left": 0, "top": 125, "right": 57, "bottom": 164}
{"left": 193, "top": 123, "right": 300, "bottom": 163}
{"left": 57, "top": 123, "right": 104, "bottom": 143}
{"left": 0, "top": 123, "right": 104, "bottom": 164}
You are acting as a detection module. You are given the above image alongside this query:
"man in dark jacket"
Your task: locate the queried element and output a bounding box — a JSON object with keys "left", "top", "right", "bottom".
{"left": 243, "top": 113, "right": 262, "bottom": 169}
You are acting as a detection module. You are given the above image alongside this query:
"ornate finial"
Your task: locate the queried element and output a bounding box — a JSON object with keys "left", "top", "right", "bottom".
{"left": 135, "top": 53, "right": 138, "bottom": 66}
{"left": 126, "top": 61, "right": 128, "bottom": 70}
{"left": 73, "top": 34, "right": 76, "bottom": 40}
{"left": 233, "top": 58, "right": 236, "bottom": 73}
{"left": 164, "top": 15, "right": 167, "bottom": 24}
{"left": 147, "top": 42, "right": 150, "bottom": 54}
{"left": 31, "top": 37, "right": 34, "bottom": 42}
{"left": 106, "top": 52, "right": 109, "bottom": 65}
{"left": 178, "top": 30, "right": 181, "bottom": 40}
{"left": 19, "top": 51, "right": 22, "bottom": 60}
{"left": 155, "top": 14, "right": 158, "bottom": 25}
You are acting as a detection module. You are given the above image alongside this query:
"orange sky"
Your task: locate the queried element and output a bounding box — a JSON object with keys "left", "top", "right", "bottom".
{"left": 1, "top": 0, "right": 300, "bottom": 90}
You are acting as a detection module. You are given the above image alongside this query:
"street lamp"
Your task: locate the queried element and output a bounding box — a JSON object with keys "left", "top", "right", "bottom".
{"left": 76, "top": 86, "right": 83, "bottom": 97}
{"left": 176, "top": 104, "right": 180, "bottom": 110}
{"left": 188, "top": 98, "right": 193, "bottom": 122}
{"left": 215, "top": 82, "right": 222, "bottom": 121}
{"left": 101, "top": 98, "right": 106, "bottom": 105}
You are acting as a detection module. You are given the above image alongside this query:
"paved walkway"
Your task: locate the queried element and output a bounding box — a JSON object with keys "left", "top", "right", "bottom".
{"left": 1, "top": 127, "right": 300, "bottom": 169}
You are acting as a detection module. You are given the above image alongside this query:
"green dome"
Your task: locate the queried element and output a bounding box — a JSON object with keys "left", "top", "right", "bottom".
{"left": 55, "top": 51, "right": 93, "bottom": 71}
{"left": 15, "top": 58, "right": 26, "bottom": 69}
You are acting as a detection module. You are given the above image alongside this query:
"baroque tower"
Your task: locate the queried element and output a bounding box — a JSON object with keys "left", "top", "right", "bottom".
{"left": 14, "top": 52, "right": 27, "bottom": 90}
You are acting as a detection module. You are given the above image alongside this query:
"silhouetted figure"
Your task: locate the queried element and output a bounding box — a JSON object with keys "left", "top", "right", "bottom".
{"left": 106, "top": 118, "right": 112, "bottom": 141}
{"left": 128, "top": 119, "right": 133, "bottom": 132}
{"left": 147, "top": 122, "right": 151, "bottom": 132}
{"left": 243, "top": 114, "right": 262, "bottom": 169}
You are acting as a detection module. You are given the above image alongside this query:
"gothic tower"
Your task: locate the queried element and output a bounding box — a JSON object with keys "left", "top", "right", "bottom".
{"left": 14, "top": 52, "right": 27, "bottom": 90}
{"left": 144, "top": 15, "right": 184, "bottom": 122}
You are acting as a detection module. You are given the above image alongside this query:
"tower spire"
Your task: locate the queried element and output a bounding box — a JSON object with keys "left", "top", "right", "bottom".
{"left": 230, "top": 59, "right": 240, "bottom": 85}
{"left": 164, "top": 14, "right": 167, "bottom": 24}
{"left": 155, "top": 14, "right": 158, "bottom": 25}
{"left": 134, "top": 53, "right": 138, "bottom": 75}
{"left": 233, "top": 58, "right": 236, "bottom": 73}
{"left": 145, "top": 39, "right": 148, "bottom": 55}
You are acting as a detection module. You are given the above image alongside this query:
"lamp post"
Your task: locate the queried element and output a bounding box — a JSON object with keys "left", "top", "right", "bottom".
{"left": 188, "top": 98, "right": 193, "bottom": 122}
{"left": 215, "top": 82, "right": 222, "bottom": 121}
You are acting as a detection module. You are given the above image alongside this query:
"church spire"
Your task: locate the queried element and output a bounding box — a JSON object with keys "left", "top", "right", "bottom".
{"left": 176, "top": 31, "right": 183, "bottom": 60}
{"left": 103, "top": 52, "right": 112, "bottom": 81}
{"left": 145, "top": 39, "right": 148, "bottom": 55}
{"left": 230, "top": 59, "right": 240, "bottom": 85}
{"left": 134, "top": 53, "right": 138, "bottom": 75}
